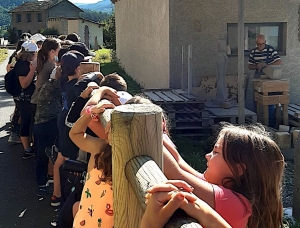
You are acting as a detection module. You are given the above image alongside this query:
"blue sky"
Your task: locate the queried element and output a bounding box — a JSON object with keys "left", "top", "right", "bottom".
{"left": 69, "top": 0, "right": 99, "bottom": 3}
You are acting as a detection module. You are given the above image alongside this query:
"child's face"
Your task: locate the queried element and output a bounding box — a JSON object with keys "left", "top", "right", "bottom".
{"left": 203, "top": 136, "right": 233, "bottom": 186}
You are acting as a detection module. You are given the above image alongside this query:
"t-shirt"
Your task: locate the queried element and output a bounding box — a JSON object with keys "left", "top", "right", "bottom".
{"left": 31, "top": 61, "right": 55, "bottom": 104}
{"left": 34, "top": 79, "right": 62, "bottom": 124}
{"left": 198, "top": 174, "right": 252, "bottom": 228}
{"left": 248, "top": 44, "right": 281, "bottom": 66}
{"left": 73, "top": 168, "right": 113, "bottom": 228}
{"left": 66, "top": 78, "right": 79, "bottom": 110}
{"left": 15, "top": 59, "right": 35, "bottom": 101}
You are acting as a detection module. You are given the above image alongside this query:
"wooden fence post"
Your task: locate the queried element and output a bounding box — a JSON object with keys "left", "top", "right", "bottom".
{"left": 111, "top": 104, "right": 163, "bottom": 228}
{"left": 293, "top": 134, "right": 300, "bottom": 220}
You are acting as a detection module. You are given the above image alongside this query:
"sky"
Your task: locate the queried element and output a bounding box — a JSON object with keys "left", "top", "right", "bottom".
{"left": 69, "top": 0, "right": 99, "bottom": 3}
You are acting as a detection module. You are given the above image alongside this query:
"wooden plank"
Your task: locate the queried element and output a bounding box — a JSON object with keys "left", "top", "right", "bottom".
{"left": 206, "top": 107, "right": 256, "bottom": 118}
{"left": 155, "top": 91, "right": 173, "bottom": 102}
{"left": 162, "top": 91, "right": 185, "bottom": 102}
{"left": 143, "top": 91, "right": 164, "bottom": 102}
{"left": 289, "top": 104, "right": 300, "bottom": 111}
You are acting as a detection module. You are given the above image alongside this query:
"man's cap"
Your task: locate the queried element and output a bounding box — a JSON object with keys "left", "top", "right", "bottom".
{"left": 30, "top": 33, "right": 46, "bottom": 43}
{"left": 61, "top": 51, "right": 85, "bottom": 75}
{"left": 68, "top": 42, "right": 95, "bottom": 58}
{"left": 21, "top": 40, "right": 38, "bottom": 52}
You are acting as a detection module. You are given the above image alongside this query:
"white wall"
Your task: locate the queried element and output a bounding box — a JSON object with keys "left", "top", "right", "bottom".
{"left": 78, "top": 20, "right": 104, "bottom": 49}
{"left": 115, "top": 0, "right": 170, "bottom": 89}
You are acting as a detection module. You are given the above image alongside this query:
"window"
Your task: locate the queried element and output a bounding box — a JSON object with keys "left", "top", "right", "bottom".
{"left": 16, "top": 14, "right": 21, "bottom": 23}
{"left": 37, "top": 13, "right": 42, "bottom": 22}
{"left": 27, "top": 14, "right": 31, "bottom": 23}
{"left": 17, "top": 30, "right": 22, "bottom": 37}
{"left": 227, "top": 22, "right": 286, "bottom": 55}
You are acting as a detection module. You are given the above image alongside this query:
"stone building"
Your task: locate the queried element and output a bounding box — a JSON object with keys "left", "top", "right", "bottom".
{"left": 9, "top": 0, "right": 103, "bottom": 49}
{"left": 113, "top": 0, "right": 300, "bottom": 103}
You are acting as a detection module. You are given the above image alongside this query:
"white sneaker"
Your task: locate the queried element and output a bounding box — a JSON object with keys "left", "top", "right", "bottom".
{"left": 8, "top": 132, "right": 21, "bottom": 144}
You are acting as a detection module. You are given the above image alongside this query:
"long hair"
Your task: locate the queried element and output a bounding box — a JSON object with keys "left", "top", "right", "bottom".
{"left": 16, "top": 48, "right": 36, "bottom": 62}
{"left": 36, "top": 38, "right": 60, "bottom": 73}
{"left": 218, "top": 123, "right": 284, "bottom": 228}
{"left": 94, "top": 144, "right": 112, "bottom": 185}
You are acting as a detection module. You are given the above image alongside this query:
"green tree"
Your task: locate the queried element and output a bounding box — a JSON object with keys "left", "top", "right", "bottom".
{"left": 103, "top": 13, "right": 115, "bottom": 50}
{"left": 7, "top": 26, "right": 17, "bottom": 43}
{"left": 40, "top": 27, "right": 58, "bottom": 36}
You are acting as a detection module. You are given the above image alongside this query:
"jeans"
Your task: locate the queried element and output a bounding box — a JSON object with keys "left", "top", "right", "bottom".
{"left": 34, "top": 118, "right": 58, "bottom": 186}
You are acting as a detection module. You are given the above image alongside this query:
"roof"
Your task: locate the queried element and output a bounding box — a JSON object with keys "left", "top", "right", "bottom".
{"left": 9, "top": 0, "right": 83, "bottom": 13}
{"left": 9, "top": 1, "right": 51, "bottom": 13}
{"left": 48, "top": 16, "right": 104, "bottom": 26}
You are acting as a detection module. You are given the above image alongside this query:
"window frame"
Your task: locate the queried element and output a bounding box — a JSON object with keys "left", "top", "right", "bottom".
{"left": 16, "top": 14, "right": 21, "bottom": 23}
{"left": 27, "top": 13, "right": 32, "bottom": 23}
{"left": 37, "top": 13, "right": 42, "bottom": 23}
{"left": 227, "top": 22, "right": 287, "bottom": 56}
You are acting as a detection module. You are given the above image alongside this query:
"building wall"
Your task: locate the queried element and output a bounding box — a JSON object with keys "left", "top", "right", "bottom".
{"left": 114, "top": 0, "right": 170, "bottom": 89}
{"left": 48, "top": 18, "right": 64, "bottom": 34}
{"left": 170, "top": 0, "right": 300, "bottom": 103}
{"left": 48, "top": 0, "right": 80, "bottom": 18}
{"left": 11, "top": 11, "right": 47, "bottom": 34}
{"left": 78, "top": 20, "right": 104, "bottom": 49}
{"left": 67, "top": 19, "right": 79, "bottom": 34}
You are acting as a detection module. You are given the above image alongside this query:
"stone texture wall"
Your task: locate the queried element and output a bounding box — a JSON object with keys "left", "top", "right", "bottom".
{"left": 12, "top": 11, "right": 47, "bottom": 34}
{"left": 67, "top": 19, "right": 78, "bottom": 34}
{"left": 114, "top": 0, "right": 170, "bottom": 89}
{"left": 48, "top": 1, "right": 80, "bottom": 18}
{"left": 169, "top": 0, "right": 300, "bottom": 103}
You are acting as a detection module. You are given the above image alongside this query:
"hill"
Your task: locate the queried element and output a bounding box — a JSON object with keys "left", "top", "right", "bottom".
{"left": 75, "top": 0, "right": 113, "bottom": 13}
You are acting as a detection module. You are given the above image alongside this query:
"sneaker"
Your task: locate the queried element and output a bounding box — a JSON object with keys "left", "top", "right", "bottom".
{"left": 47, "top": 175, "right": 54, "bottom": 184}
{"left": 45, "top": 145, "right": 58, "bottom": 165}
{"left": 36, "top": 185, "right": 50, "bottom": 197}
{"left": 51, "top": 195, "right": 61, "bottom": 207}
{"left": 50, "top": 220, "right": 57, "bottom": 227}
{"left": 8, "top": 132, "right": 21, "bottom": 144}
{"left": 22, "top": 149, "right": 35, "bottom": 160}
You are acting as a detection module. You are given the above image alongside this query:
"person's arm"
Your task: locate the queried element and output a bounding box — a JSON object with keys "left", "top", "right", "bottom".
{"left": 163, "top": 145, "right": 215, "bottom": 207}
{"left": 69, "top": 101, "right": 115, "bottom": 154}
{"left": 19, "top": 60, "right": 36, "bottom": 89}
{"left": 81, "top": 86, "right": 120, "bottom": 115}
{"left": 141, "top": 181, "right": 231, "bottom": 228}
{"left": 163, "top": 135, "right": 200, "bottom": 177}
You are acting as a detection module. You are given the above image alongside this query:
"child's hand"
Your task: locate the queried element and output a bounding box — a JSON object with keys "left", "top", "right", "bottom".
{"left": 91, "top": 100, "right": 115, "bottom": 114}
{"left": 80, "top": 85, "right": 99, "bottom": 99}
{"left": 141, "top": 182, "right": 197, "bottom": 228}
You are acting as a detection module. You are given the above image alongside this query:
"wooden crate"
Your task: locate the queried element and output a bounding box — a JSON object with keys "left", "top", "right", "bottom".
{"left": 253, "top": 79, "right": 289, "bottom": 93}
{"left": 255, "top": 93, "right": 290, "bottom": 105}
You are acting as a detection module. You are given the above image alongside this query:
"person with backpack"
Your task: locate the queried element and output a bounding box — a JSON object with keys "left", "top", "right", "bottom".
{"left": 15, "top": 40, "right": 38, "bottom": 159}
{"left": 5, "top": 39, "right": 25, "bottom": 143}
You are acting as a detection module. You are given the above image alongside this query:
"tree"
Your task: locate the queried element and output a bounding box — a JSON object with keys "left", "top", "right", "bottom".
{"left": 7, "top": 26, "right": 17, "bottom": 43}
{"left": 103, "top": 13, "right": 115, "bottom": 50}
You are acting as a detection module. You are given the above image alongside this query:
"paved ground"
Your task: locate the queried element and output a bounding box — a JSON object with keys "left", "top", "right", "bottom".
{"left": 0, "top": 50, "right": 55, "bottom": 228}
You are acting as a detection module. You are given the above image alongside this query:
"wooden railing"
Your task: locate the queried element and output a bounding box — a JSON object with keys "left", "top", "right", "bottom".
{"left": 101, "top": 103, "right": 202, "bottom": 228}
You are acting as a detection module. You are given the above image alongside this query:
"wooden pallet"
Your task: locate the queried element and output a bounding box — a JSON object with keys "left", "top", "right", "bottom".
{"left": 142, "top": 89, "right": 210, "bottom": 136}
{"left": 288, "top": 104, "right": 300, "bottom": 127}
{"left": 205, "top": 107, "right": 257, "bottom": 124}
{"left": 142, "top": 89, "right": 204, "bottom": 103}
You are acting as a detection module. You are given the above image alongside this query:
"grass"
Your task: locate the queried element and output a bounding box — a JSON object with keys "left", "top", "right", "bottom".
{"left": 0, "top": 48, "right": 8, "bottom": 63}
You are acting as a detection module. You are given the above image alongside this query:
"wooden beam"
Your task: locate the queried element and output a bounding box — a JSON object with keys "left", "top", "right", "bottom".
{"left": 238, "top": 0, "right": 245, "bottom": 124}
{"left": 125, "top": 156, "right": 202, "bottom": 228}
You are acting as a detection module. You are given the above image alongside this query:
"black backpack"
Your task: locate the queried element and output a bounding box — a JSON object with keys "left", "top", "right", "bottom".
{"left": 4, "top": 62, "right": 22, "bottom": 96}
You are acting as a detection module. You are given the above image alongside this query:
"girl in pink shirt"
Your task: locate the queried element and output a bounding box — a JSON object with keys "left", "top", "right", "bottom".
{"left": 161, "top": 124, "right": 284, "bottom": 228}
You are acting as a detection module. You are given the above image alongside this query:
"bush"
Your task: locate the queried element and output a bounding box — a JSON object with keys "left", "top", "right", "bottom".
{"left": 40, "top": 27, "right": 59, "bottom": 36}
{"left": 7, "top": 26, "right": 17, "bottom": 43}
